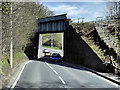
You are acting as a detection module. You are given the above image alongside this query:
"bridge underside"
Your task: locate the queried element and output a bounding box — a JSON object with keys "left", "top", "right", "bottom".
{"left": 37, "top": 30, "right": 65, "bottom": 34}
{"left": 37, "top": 14, "right": 67, "bottom": 33}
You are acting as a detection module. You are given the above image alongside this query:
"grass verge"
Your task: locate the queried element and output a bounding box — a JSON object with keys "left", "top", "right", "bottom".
{"left": 43, "top": 46, "right": 62, "bottom": 50}
{"left": 2, "top": 52, "right": 29, "bottom": 88}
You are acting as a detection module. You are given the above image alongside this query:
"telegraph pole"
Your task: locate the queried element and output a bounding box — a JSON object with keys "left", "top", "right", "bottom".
{"left": 10, "top": 4, "right": 13, "bottom": 68}
{"left": 0, "top": 2, "right": 2, "bottom": 89}
{"left": 78, "top": 18, "right": 84, "bottom": 23}
{"left": 82, "top": 18, "right": 84, "bottom": 23}
{"left": 51, "top": 33, "right": 53, "bottom": 47}
{"left": 78, "top": 18, "right": 80, "bottom": 23}
{"left": 119, "top": 1, "right": 120, "bottom": 18}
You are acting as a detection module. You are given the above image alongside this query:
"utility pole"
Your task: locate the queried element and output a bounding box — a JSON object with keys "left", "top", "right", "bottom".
{"left": 96, "top": 17, "right": 103, "bottom": 26}
{"left": 10, "top": 4, "right": 13, "bottom": 68}
{"left": 78, "top": 18, "right": 84, "bottom": 23}
{"left": 51, "top": 33, "right": 53, "bottom": 47}
{"left": 0, "top": 3, "right": 2, "bottom": 61}
{"left": 82, "top": 18, "right": 84, "bottom": 23}
{"left": 78, "top": 18, "right": 80, "bottom": 23}
{"left": 0, "top": 2, "right": 2, "bottom": 89}
{"left": 118, "top": 1, "right": 120, "bottom": 18}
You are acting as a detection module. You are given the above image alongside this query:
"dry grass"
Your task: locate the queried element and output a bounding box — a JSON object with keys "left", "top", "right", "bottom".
{"left": 81, "top": 36, "right": 105, "bottom": 62}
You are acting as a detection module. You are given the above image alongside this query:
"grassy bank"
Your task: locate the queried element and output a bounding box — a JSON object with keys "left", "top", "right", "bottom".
{"left": 0, "top": 61, "right": 2, "bottom": 75}
{"left": 2, "top": 52, "right": 29, "bottom": 88}
{"left": 43, "top": 46, "right": 62, "bottom": 50}
{"left": 2, "top": 52, "right": 23, "bottom": 74}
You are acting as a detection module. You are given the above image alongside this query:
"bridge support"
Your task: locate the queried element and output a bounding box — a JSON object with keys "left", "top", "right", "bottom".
{"left": 63, "top": 20, "right": 106, "bottom": 72}
{"left": 38, "top": 34, "right": 43, "bottom": 59}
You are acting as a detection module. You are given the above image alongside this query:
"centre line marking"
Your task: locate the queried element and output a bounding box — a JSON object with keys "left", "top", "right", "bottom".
{"left": 10, "top": 60, "right": 32, "bottom": 89}
{"left": 58, "top": 76, "right": 66, "bottom": 85}
{"left": 46, "top": 62, "right": 49, "bottom": 66}
{"left": 49, "top": 66, "right": 53, "bottom": 69}
{"left": 53, "top": 70, "right": 58, "bottom": 75}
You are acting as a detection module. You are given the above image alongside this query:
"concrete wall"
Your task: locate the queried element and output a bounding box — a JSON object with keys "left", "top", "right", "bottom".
{"left": 63, "top": 25, "right": 106, "bottom": 72}
{"left": 38, "top": 34, "right": 43, "bottom": 59}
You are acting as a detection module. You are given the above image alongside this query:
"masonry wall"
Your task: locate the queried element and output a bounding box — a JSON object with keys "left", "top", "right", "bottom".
{"left": 63, "top": 25, "right": 106, "bottom": 72}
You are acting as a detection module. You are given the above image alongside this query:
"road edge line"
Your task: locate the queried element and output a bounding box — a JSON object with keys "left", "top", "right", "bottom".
{"left": 10, "top": 60, "right": 32, "bottom": 89}
{"left": 64, "top": 62, "right": 120, "bottom": 86}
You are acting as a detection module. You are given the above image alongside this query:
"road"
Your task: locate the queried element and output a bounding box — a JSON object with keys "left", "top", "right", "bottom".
{"left": 42, "top": 47, "right": 63, "bottom": 57}
{"left": 11, "top": 48, "right": 119, "bottom": 89}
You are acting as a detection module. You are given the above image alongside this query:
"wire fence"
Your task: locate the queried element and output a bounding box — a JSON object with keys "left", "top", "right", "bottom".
{"left": 95, "top": 17, "right": 120, "bottom": 71}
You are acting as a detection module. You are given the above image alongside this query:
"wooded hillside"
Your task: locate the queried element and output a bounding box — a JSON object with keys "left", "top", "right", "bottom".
{"left": 1, "top": 2, "right": 54, "bottom": 58}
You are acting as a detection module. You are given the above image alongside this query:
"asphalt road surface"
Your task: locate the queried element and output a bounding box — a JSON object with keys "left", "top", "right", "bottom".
{"left": 11, "top": 60, "right": 119, "bottom": 89}
{"left": 42, "top": 47, "right": 63, "bottom": 57}
{"left": 11, "top": 48, "right": 119, "bottom": 89}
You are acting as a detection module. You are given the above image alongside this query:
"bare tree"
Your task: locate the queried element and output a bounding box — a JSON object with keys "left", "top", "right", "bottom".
{"left": 1, "top": 2, "right": 54, "bottom": 57}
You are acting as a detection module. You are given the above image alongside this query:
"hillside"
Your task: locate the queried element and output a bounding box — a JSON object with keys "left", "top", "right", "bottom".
{"left": 73, "top": 22, "right": 120, "bottom": 74}
{"left": 1, "top": 2, "right": 54, "bottom": 88}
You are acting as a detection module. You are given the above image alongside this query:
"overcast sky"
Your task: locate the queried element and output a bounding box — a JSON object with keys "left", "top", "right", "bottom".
{"left": 40, "top": 1, "right": 108, "bottom": 22}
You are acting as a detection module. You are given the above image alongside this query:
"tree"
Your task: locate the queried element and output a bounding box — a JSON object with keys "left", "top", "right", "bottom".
{"left": 1, "top": 2, "right": 54, "bottom": 57}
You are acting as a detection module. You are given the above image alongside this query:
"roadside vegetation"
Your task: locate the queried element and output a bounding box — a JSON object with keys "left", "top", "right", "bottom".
{"left": 72, "top": 19, "right": 118, "bottom": 73}
{"left": 42, "top": 33, "right": 63, "bottom": 49}
{"left": 70, "top": 1, "right": 120, "bottom": 75}
{"left": 73, "top": 16, "right": 120, "bottom": 75}
{"left": 0, "top": 1, "right": 54, "bottom": 87}
{"left": 2, "top": 52, "right": 28, "bottom": 88}
{"left": 43, "top": 46, "right": 61, "bottom": 50}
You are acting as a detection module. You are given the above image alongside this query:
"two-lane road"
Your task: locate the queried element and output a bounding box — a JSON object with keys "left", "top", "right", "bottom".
{"left": 42, "top": 47, "right": 63, "bottom": 57}
{"left": 14, "top": 61, "right": 64, "bottom": 88}
{"left": 11, "top": 59, "right": 119, "bottom": 89}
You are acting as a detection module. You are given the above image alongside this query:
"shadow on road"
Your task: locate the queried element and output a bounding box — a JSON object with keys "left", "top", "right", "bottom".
{"left": 35, "top": 56, "right": 89, "bottom": 72}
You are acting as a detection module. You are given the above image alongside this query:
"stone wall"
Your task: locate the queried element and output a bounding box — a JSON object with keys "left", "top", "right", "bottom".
{"left": 63, "top": 25, "right": 106, "bottom": 72}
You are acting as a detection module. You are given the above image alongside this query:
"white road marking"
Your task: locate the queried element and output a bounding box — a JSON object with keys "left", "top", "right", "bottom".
{"left": 10, "top": 60, "right": 33, "bottom": 89}
{"left": 46, "top": 64, "right": 65, "bottom": 85}
{"left": 65, "top": 62, "right": 119, "bottom": 87}
{"left": 45, "top": 62, "right": 49, "bottom": 66}
{"left": 53, "top": 70, "right": 58, "bottom": 75}
{"left": 58, "top": 76, "right": 66, "bottom": 85}
{"left": 49, "top": 66, "right": 53, "bottom": 69}
{"left": 87, "top": 72, "right": 119, "bottom": 87}
{"left": 44, "top": 61, "right": 66, "bottom": 85}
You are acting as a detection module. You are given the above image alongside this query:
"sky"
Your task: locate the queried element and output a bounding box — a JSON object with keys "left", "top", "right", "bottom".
{"left": 40, "top": 1, "right": 108, "bottom": 22}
